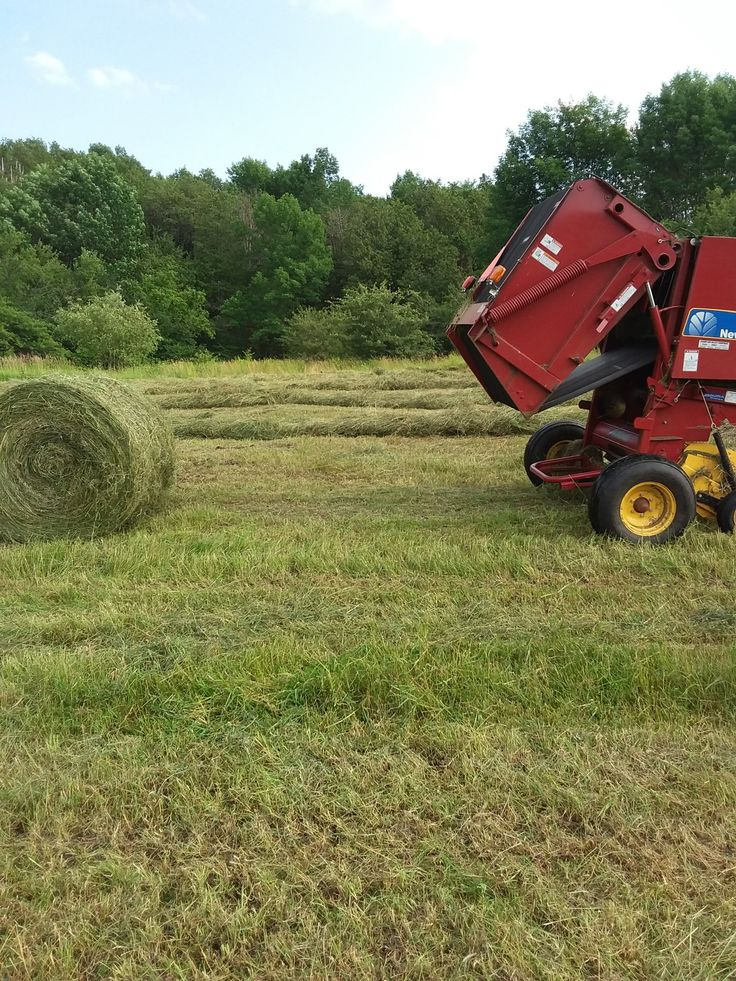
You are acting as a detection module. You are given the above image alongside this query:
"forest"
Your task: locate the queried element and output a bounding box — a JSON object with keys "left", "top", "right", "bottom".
{"left": 2, "top": 69, "right": 736, "bottom": 366}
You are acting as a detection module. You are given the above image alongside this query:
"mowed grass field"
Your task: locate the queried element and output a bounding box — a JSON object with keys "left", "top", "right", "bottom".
{"left": 0, "top": 355, "right": 734, "bottom": 979}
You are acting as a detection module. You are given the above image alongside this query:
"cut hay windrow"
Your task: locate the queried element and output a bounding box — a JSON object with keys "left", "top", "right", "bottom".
{"left": 169, "top": 404, "right": 537, "bottom": 440}
{"left": 155, "top": 386, "right": 487, "bottom": 412}
{"left": 140, "top": 367, "right": 477, "bottom": 398}
{"left": 0, "top": 374, "right": 175, "bottom": 543}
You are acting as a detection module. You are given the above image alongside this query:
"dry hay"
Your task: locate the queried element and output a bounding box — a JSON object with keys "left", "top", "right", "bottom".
{"left": 0, "top": 374, "right": 175, "bottom": 543}
{"left": 169, "top": 404, "right": 535, "bottom": 441}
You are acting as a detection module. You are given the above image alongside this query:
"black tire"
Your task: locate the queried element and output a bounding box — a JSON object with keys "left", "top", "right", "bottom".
{"left": 524, "top": 420, "right": 585, "bottom": 486}
{"left": 716, "top": 491, "right": 736, "bottom": 533}
{"left": 588, "top": 454, "right": 696, "bottom": 544}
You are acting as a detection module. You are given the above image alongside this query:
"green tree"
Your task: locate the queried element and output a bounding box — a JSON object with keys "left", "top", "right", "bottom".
{"left": 0, "top": 138, "right": 77, "bottom": 184}
{"left": 219, "top": 193, "right": 332, "bottom": 357}
{"left": 0, "top": 153, "right": 146, "bottom": 266}
{"left": 636, "top": 72, "right": 736, "bottom": 222}
{"left": 55, "top": 290, "right": 160, "bottom": 368}
{"left": 227, "top": 157, "right": 273, "bottom": 196}
{"left": 489, "top": 95, "right": 637, "bottom": 250}
{"left": 85, "top": 143, "right": 155, "bottom": 200}
{"left": 285, "top": 283, "right": 435, "bottom": 360}
{"left": 326, "top": 196, "right": 460, "bottom": 301}
{"left": 0, "top": 297, "right": 62, "bottom": 356}
{"left": 121, "top": 239, "right": 213, "bottom": 360}
{"left": 141, "top": 170, "right": 252, "bottom": 311}
{"left": 0, "top": 226, "right": 74, "bottom": 321}
{"left": 71, "top": 249, "right": 114, "bottom": 301}
{"left": 693, "top": 187, "right": 736, "bottom": 235}
{"left": 229, "top": 148, "right": 360, "bottom": 212}
{"left": 390, "top": 171, "right": 487, "bottom": 270}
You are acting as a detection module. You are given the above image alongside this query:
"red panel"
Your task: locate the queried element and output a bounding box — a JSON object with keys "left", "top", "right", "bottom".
{"left": 448, "top": 178, "right": 677, "bottom": 414}
{"left": 672, "top": 237, "right": 736, "bottom": 381}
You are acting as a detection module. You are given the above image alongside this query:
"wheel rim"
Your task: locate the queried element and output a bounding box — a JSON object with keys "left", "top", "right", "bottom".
{"left": 545, "top": 440, "right": 570, "bottom": 460}
{"left": 619, "top": 481, "right": 677, "bottom": 537}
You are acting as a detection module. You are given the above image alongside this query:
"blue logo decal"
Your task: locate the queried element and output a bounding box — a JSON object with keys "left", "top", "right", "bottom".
{"left": 685, "top": 310, "right": 718, "bottom": 335}
{"left": 683, "top": 309, "right": 736, "bottom": 339}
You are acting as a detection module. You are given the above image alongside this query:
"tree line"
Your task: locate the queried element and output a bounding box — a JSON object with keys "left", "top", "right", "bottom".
{"left": 1, "top": 70, "right": 736, "bottom": 366}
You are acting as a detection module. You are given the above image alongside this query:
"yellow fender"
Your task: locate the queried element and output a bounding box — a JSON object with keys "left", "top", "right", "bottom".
{"left": 679, "top": 442, "right": 736, "bottom": 519}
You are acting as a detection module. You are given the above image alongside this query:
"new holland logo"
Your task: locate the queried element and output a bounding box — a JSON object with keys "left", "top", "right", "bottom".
{"left": 685, "top": 310, "right": 719, "bottom": 336}
{"left": 683, "top": 309, "right": 736, "bottom": 340}
{"left": 683, "top": 310, "right": 736, "bottom": 340}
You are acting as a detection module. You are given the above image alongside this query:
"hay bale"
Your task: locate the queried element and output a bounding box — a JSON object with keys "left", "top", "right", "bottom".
{"left": 0, "top": 374, "right": 175, "bottom": 543}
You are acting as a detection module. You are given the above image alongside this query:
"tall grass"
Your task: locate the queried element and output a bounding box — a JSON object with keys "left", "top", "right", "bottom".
{"left": 0, "top": 352, "right": 468, "bottom": 382}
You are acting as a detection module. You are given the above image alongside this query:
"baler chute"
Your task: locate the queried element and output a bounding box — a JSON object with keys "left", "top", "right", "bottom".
{"left": 449, "top": 177, "right": 736, "bottom": 543}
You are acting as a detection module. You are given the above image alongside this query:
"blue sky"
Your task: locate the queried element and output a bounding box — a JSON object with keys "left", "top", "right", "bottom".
{"left": 2, "top": 0, "right": 735, "bottom": 194}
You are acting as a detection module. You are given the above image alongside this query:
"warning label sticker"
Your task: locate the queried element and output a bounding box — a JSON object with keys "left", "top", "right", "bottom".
{"left": 611, "top": 284, "right": 637, "bottom": 312}
{"left": 699, "top": 339, "right": 730, "bottom": 350}
{"left": 540, "top": 233, "right": 562, "bottom": 255}
{"left": 531, "top": 247, "right": 558, "bottom": 272}
{"left": 683, "top": 350, "right": 699, "bottom": 372}
{"left": 703, "top": 390, "right": 736, "bottom": 403}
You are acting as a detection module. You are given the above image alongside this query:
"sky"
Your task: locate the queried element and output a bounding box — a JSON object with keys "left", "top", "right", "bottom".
{"left": 1, "top": 0, "right": 736, "bottom": 194}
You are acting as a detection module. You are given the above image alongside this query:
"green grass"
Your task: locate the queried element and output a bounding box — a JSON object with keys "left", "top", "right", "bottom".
{"left": 0, "top": 358, "right": 734, "bottom": 978}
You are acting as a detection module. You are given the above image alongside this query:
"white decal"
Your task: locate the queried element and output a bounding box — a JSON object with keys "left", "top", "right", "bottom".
{"left": 683, "top": 350, "right": 699, "bottom": 373}
{"left": 531, "top": 246, "right": 559, "bottom": 272}
{"left": 611, "top": 284, "right": 637, "bottom": 312}
{"left": 699, "top": 339, "right": 730, "bottom": 350}
{"left": 540, "top": 233, "right": 562, "bottom": 255}
{"left": 726, "top": 391, "right": 736, "bottom": 404}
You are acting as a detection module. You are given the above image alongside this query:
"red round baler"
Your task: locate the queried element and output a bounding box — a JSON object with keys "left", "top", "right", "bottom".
{"left": 448, "top": 178, "right": 736, "bottom": 543}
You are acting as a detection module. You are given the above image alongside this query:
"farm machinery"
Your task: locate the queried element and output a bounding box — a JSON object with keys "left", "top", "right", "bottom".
{"left": 448, "top": 177, "right": 736, "bottom": 544}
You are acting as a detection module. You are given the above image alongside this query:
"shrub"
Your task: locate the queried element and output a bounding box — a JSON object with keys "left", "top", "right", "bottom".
{"left": 55, "top": 290, "right": 160, "bottom": 368}
{"left": 0, "top": 296, "right": 62, "bottom": 356}
{"left": 285, "top": 284, "right": 436, "bottom": 360}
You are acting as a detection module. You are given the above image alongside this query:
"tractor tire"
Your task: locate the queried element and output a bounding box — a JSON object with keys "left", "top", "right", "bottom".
{"left": 716, "top": 491, "right": 736, "bottom": 533}
{"left": 524, "top": 420, "right": 585, "bottom": 486}
{"left": 588, "top": 454, "right": 696, "bottom": 544}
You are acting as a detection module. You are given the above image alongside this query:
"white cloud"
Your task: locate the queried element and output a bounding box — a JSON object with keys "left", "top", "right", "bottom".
{"left": 85, "top": 64, "right": 176, "bottom": 96}
{"left": 25, "top": 51, "right": 73, "bottom": 86}
{"left": 297, "top": 0, "right": 736, "bottom": 194}
{"left": 88, "top": 65, "right": 145, "bottom": 90}
{"left": 293, "top": 0, "right": 488, "bottom": 44}
{"left": 168, "top": 0, "right": 207, "bottom": 22}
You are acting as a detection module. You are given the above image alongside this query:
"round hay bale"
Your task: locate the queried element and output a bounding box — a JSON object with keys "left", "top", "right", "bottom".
{"left": 0, "top": 374, "right": 175, "bottom": 543}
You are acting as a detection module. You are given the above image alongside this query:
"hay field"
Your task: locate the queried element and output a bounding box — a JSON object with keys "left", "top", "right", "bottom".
{"left": 0, "top": 356, "right": 734, "bottom": 979}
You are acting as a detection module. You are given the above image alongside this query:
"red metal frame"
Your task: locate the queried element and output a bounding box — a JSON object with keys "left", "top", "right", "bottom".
{"left": 529, "top": 454, "right": 602, "bottom": 490}
{"left": 448, "top": 179, "right": 736, "bottom": 485}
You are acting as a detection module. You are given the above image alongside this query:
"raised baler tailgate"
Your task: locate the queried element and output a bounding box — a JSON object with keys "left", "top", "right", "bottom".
{"left": 672, "top": 237, "right": 736, "bottom": 381}
{"left": 449, "top": 178, "right": 675, "bottom": 414}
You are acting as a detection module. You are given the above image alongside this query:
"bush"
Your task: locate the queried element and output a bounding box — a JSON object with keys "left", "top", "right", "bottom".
{"left": 55, "top": 291, "right": 161, "bottom": 368}
{"left": 285, "top": 284, "right": 436, "bottom": 360}
{"left": 0, "top": 296, "right": 63, "bottom": 356}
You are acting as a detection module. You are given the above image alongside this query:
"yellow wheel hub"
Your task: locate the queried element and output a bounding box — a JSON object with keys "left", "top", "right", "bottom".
{"left": 546, "top": 440, "right": 570, "bottom": 460}
{"left": 620, "top": 481, "right": 677, "bottom": 537}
